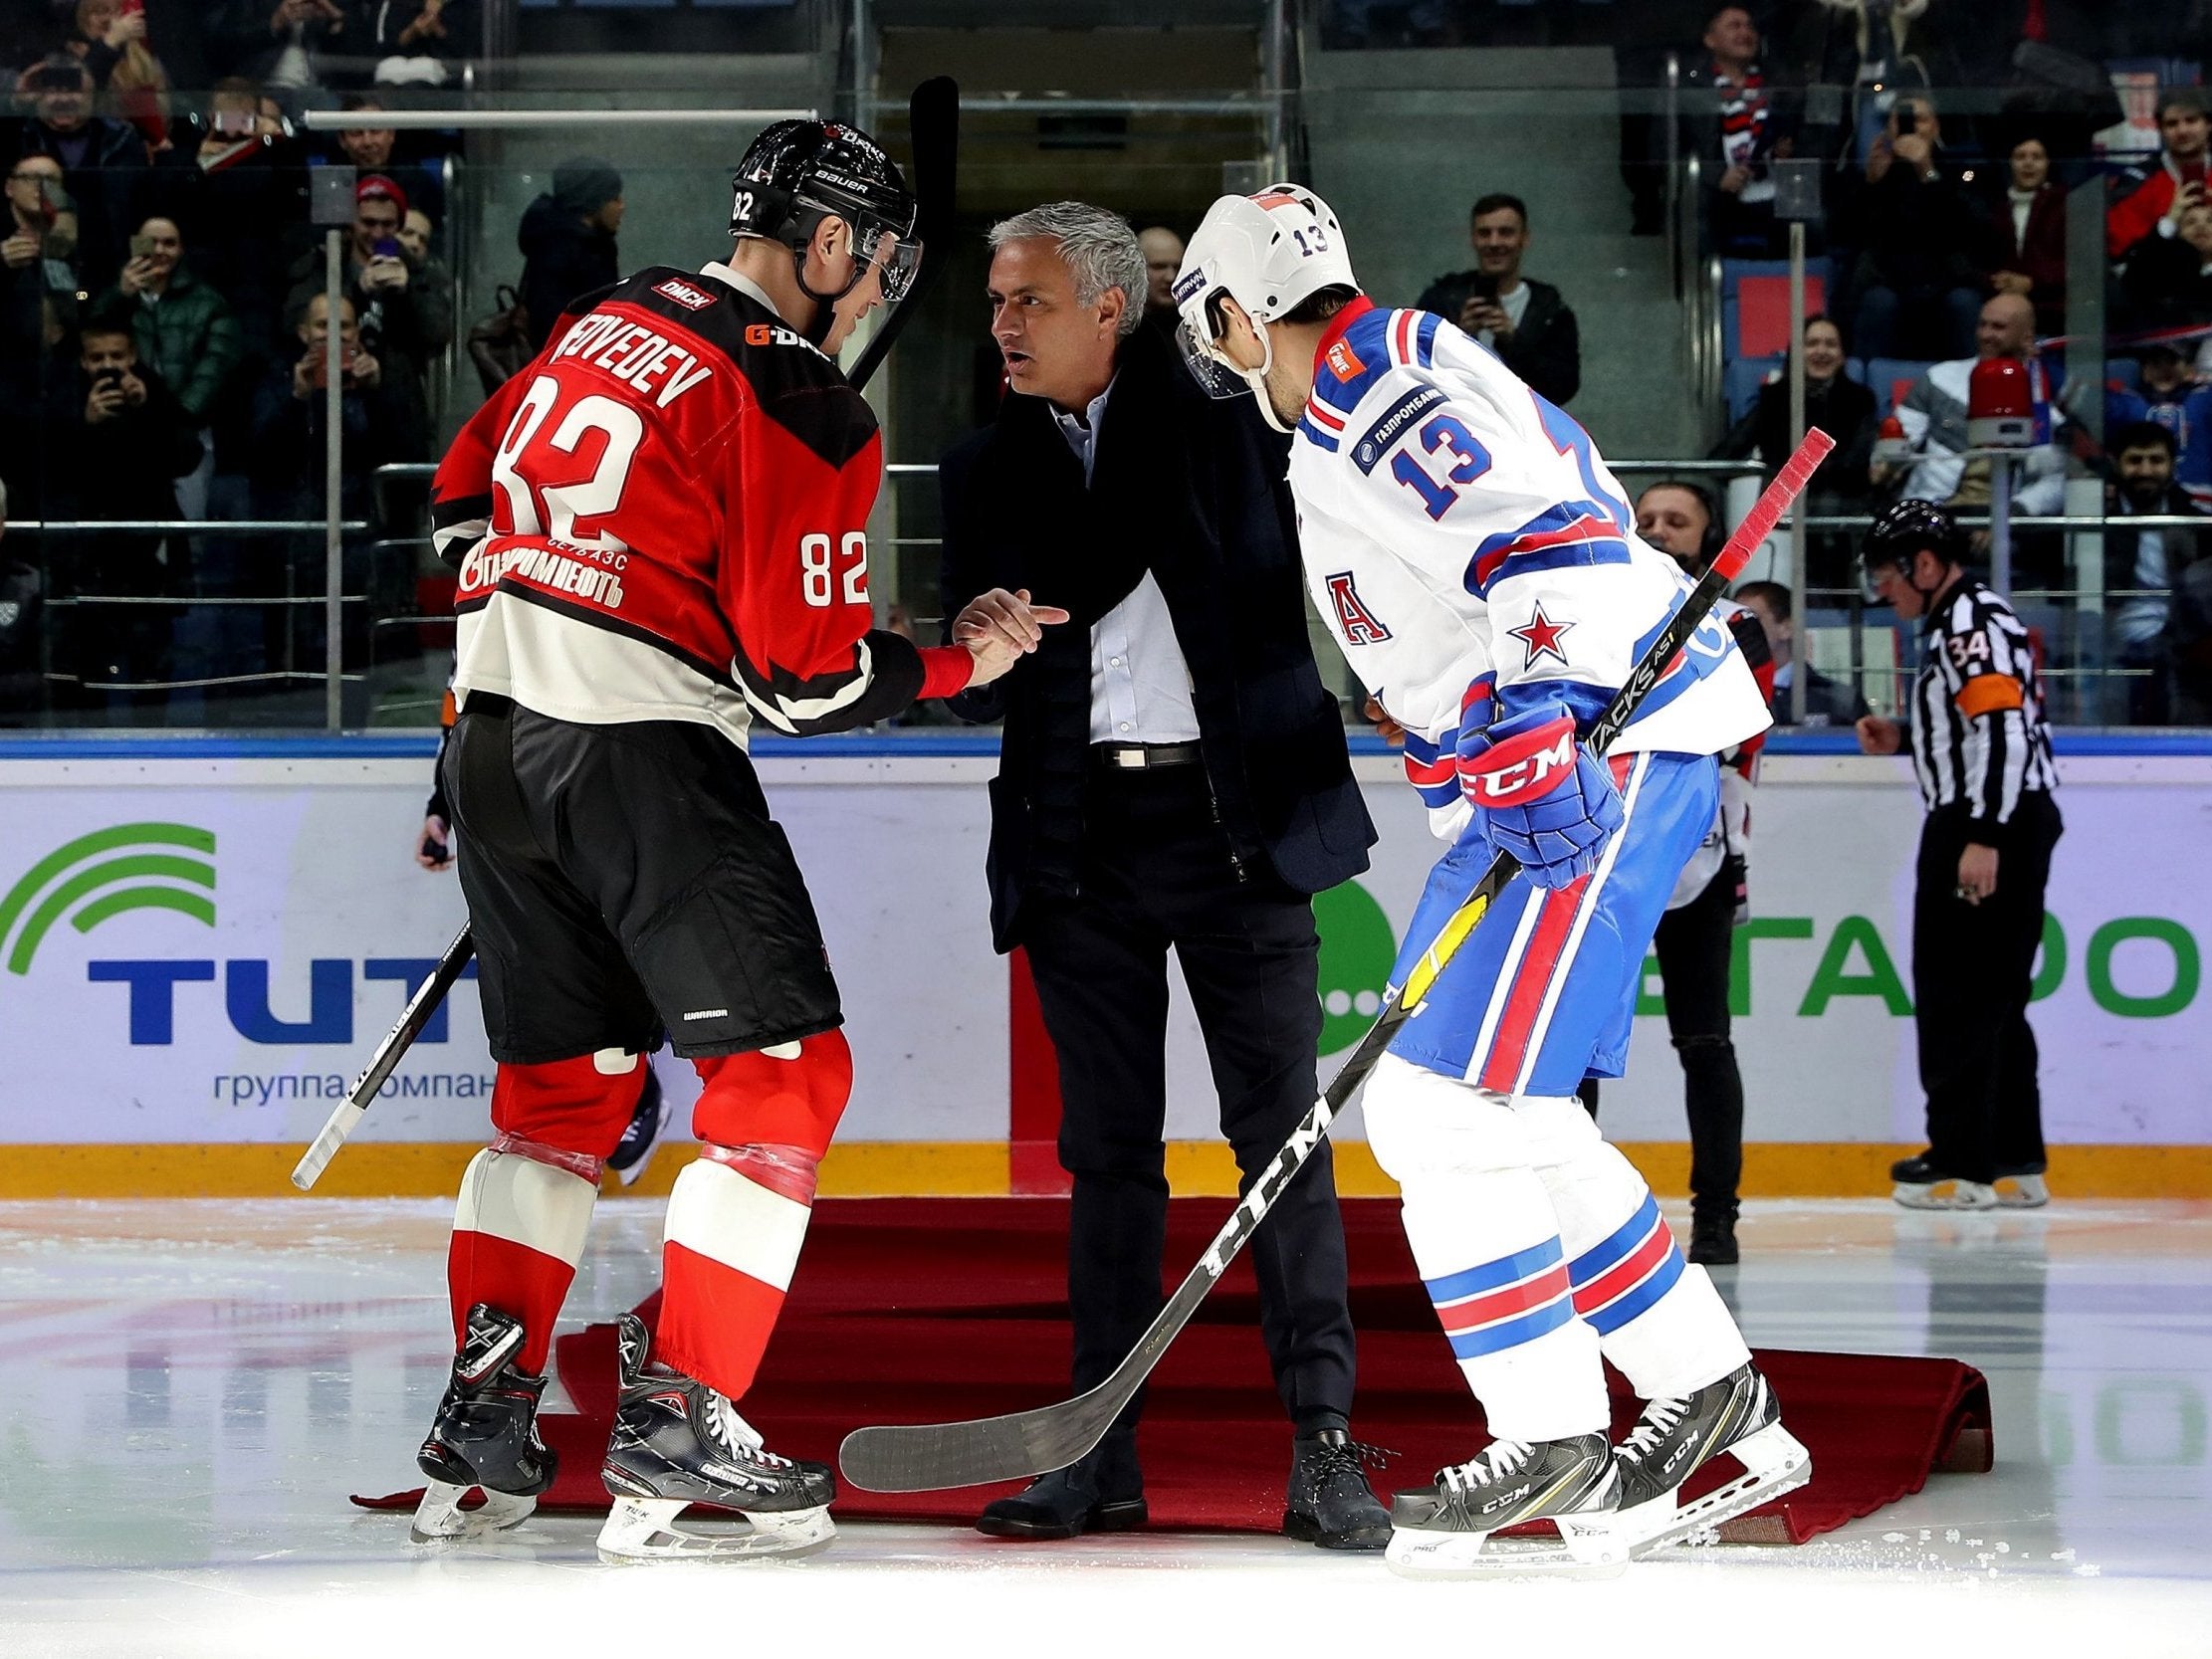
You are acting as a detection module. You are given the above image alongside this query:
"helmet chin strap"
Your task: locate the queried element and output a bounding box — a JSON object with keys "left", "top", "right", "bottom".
{"left": 1239, "top": 317, "right": 1292, "bottom": 435}
{"left": 787, "top": 219, "right": 871, "bottom": 349}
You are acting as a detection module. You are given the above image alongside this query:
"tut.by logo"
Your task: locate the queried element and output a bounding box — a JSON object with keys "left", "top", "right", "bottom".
{"left": 4, "top": 821, "right": 474, "bottom": 1047}
{"left": 0, "top": 822, "right": 216, "bottom": 977}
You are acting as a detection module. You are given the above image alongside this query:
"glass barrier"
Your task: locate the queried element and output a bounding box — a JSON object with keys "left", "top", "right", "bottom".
{"left": 2, "top": 48, "right": 2207, "bottom": 733}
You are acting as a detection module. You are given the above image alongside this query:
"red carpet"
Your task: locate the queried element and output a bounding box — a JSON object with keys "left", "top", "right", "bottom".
{"left": 360, "top": 1198, "right": 1992, "bottom": 1545}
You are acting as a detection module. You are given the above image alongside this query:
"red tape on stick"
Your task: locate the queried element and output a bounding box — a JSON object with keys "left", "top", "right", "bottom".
{"left": 1711, "top": 427, "right": 1836, "bottom": 584}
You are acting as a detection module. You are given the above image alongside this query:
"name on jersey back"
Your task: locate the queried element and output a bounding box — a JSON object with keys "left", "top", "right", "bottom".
{"left": 550, "top": 310, "right": 715, "bottom": 408}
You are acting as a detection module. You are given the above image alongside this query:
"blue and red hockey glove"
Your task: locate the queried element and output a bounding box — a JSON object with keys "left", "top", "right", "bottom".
{"left": 1454, "top": 702, "right": 1624, "bottom": 890}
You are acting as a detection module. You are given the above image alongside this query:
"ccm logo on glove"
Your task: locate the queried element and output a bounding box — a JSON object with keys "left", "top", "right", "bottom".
{"left": 1459, "top": 714, "right": 1578, "bottom": 805}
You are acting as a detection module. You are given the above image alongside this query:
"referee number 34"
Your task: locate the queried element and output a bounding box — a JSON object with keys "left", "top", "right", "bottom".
{"left": 800, "top": 530, "right": 869, "bottom": 606}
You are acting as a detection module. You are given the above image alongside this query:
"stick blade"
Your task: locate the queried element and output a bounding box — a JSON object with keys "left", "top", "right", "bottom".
{"left": 839, "top": 1384, "right": 1122, "bottom": 1493}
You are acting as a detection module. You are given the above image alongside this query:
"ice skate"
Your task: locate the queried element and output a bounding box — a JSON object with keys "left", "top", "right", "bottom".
{"left": 1385, "top": 1432, "right": 1627, "bottom": 1578}
{"left": 1890, "top": 1153, "right": 1997, "bottom": 1211}
{"left": 1993, "top": 1167, "right": 2049, "bottom": 1209}
{"left": 411, "top": 1304, "right": 557, "bottom": 1542}
{"left": 605, "top": 1067, "right": 671, "bottom": 1189}
{"left": 597, "top": 1314, "right": 835, "bottom": 1562}
{"left": 1609, "top": 1361, "right": 1810, "bottom": 1555}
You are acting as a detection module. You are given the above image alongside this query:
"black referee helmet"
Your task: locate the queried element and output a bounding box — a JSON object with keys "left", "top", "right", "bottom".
{"left": 1863, "top": 499, "right": 1966, "bottom": 573}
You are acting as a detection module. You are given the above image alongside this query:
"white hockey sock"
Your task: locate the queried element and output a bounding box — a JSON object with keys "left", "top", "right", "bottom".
{"left": 1365, "top": 1055, "right": 1609, "bottom": 1442}
{"left": 1515, "top": 1095, "right": 1749, "bottom": 1401}
{"left": 449, "top": 1141, "right": 600, "bottom": 1374}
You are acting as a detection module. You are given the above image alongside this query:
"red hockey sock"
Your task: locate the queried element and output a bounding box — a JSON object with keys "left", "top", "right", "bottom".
{"left": 447, "top": 1051, "right": 645, "bottom": 1374}
{"left": 654, "top": 1032, "right": 850, "bottom": 1396}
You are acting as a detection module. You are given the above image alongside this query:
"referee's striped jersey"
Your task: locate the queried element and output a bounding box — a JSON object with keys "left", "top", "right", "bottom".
{"left": 1907, "top": 577, "right": 2058, "bottom": 836}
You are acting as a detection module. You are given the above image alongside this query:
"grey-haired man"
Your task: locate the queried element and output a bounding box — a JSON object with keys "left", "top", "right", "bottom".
{"left": 939, "top": 201, "right": 1388, "bottom": 1548}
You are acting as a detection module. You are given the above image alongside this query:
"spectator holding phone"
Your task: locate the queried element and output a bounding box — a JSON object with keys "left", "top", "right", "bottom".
{"left": 212, "top": 0, "right": 347, "bottom": 96}
{"left": 1849, "top": 94, "right": 1983, "bottom": 361}
{"left": 248, "top": 291, "right": 425, "bottom": 674}
{"left": 64, "top": 0, "right": 173, "bottom": 149}
{"left": 3, "top": 152, "right": 80, "bottom": 323}
{"left": 41, "top": 310, "right": 201, "bottom": 698}
{"left": 283, "top": 173, "right": 451, "bottom": 432}
{"left": 2108, "top": 91, "right": 2210, "bottom": 266}
{"left": 1413, "top": 191, "right": 1581, "bottom": 406}
{"left": 99, "top": 214, "right": 239, "bottom": 519}
{"left": 9, "top": 54, "right": 148, "bottom": 291}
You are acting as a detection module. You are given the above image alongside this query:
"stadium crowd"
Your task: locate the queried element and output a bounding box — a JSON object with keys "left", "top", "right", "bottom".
{"left": 0, "top": 0, "right": 2208, "bottom": 726}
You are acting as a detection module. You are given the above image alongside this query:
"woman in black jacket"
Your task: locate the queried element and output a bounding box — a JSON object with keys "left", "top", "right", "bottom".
{"left": 1714, "top": 313, "right": 1878, "bottom": 589}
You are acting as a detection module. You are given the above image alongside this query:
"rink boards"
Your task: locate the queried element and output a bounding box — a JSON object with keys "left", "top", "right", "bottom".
{"left": 0, "top": 734, "right": 2205, "bottom": 1198}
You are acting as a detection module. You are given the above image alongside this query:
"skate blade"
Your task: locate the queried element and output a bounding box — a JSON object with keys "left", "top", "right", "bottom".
{"left": 408, "top": 1480, "right": 538, "bottom": 1543}
{"left": 595, "top": 1497, "right": 835, "bottom": 1564}
{"left": 1892, "top": 1180, "right": 1997, "bottom": 1211}
{"left": 1618, "top": 1421, "right": 1813, "bottom": 1557}
{"left": 1385, "top": 1518, "right": 1629, "bottom": 1580}
{"left": 1993, "top": 1175, "right": 2049, "bottom": 1209}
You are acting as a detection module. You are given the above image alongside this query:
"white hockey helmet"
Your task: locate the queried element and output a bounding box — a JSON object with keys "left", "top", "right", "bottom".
{"left": 1173, "top": 184, "right": 1358, "bottom": 431}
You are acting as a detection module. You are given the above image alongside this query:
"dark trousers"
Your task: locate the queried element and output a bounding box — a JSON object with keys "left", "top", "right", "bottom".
{"left": 1021, "top": 763, "right": 1357, "bottom": 1446}
{"left": 1577, "top": 861, "right": 1745, "bottom": 1218}
{"left": 1913, "top": 795, "right": 2063, "bottom": 1183}
{"left": 1654, "top": 862, "right": 1746, "bottom": 1217}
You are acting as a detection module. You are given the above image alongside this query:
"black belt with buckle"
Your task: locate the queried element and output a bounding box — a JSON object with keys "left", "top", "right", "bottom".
{"left": 1092, "top": 741, "right": 1204, "bottom": 770}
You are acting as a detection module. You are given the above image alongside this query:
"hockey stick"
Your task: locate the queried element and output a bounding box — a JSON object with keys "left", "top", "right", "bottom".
{"left": 289, "top": 87, "right": 963, "bottom": 1192}
{"left": 844, "top": 76, "right": 960, "bottom": 390}
{"left": 291, "top": 926, "right": 474, "bottom": 1190}
{"left": 838, "top": 426, "right": 1838, "bottom": 1493}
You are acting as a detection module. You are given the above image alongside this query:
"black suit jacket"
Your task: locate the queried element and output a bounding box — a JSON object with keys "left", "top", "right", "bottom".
{"left": 940, "top": 325, "right": 1375, "bottom": 952}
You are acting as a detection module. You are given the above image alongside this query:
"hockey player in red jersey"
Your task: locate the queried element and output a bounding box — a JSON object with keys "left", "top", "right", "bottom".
{"left": 411, "top": 119, "right": 1063, "bottom": 1562}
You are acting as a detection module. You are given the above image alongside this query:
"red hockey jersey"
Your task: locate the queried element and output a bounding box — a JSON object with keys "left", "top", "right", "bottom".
{"left": 432, "top": 261, "right": 970, "bottom": 744}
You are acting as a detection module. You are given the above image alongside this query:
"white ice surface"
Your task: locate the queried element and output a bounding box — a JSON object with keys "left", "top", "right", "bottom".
{"left": 1, "top": 1197, "right": 2209, "bottom": 1658}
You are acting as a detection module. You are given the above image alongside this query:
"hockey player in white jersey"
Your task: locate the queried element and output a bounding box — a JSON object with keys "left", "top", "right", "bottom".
{"left": 1174, "top": 186, "right": 1809, "bottom": 1576}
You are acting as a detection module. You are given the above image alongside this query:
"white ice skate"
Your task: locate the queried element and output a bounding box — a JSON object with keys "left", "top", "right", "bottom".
{"left": 1993, "top": 1171, "right": 2049, "bottom": 1209}
{"left": 595, "top": 1315, "right": 835, "bottom": 1563}
{"left": 1609, "top": 1361, "right": 1810, "bottom": 1555}
{"left": 1890, "top": 1153, "right": 1999, "bottom": 1210}
{"left": 1385, "top": 1432, "right": 1630, "bottom": 1579}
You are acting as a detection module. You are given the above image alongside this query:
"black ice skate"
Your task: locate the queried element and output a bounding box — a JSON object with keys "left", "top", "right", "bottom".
{"left": 597, "top": 1313, "right": 835, "bottom": 1562}
{"left": 1609, "top": 1360, "right": 1811, "bottom": 1555}
{"left": 412, "top": 1303, "right": 557, "bottom": 1542}
{"left": 1385, "top": 1432, "right": 1627, "bottom": 1577}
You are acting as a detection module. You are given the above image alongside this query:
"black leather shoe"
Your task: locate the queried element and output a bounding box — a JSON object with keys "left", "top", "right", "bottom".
{"left": 1282, "top": 1428, "right": 1392, "bottom": 1551}
{"left": 976, "top": 1434, "right": 1146, "bottom": 1540}
{"left": 1688, "top": 1208, "right": 1739, "bottom": 1266}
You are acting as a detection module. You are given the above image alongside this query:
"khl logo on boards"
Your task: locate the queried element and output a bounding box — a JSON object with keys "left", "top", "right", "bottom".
{"left": 2, "top": 822, "right": 471, "bottom": 1046}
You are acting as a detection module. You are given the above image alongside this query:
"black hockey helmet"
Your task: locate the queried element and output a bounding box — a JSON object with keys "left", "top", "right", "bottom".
{"left": 1863, "top": 498, "right": 1965, "bottom": 573}
{"left": 731, "top": 119, "right": 921, "bottom": 314}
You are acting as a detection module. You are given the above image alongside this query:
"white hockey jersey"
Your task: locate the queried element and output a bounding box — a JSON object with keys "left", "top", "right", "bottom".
{"left": 1290, "top": 298, "right": 1770, "bottom": 839}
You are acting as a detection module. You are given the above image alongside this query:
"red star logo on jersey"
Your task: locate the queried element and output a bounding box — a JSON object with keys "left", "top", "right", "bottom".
{"left": 1506, "top": 603, "right": 1575, "bottom": 670}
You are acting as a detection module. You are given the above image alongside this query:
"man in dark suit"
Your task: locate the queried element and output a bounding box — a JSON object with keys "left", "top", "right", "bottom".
{"left": 941, "top": 201, "right": 1388, "bottom": 1550}
{"left": 1735, "top": 580, "right": 1871, "bottom": 728}
{"left": 1414, "top": 193, "right": 1580, "bottom": 406}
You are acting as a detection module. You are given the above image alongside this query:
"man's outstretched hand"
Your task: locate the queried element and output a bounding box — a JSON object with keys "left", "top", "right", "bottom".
{"left": 955, "top": 587, "right": 1070, "bottom": 686}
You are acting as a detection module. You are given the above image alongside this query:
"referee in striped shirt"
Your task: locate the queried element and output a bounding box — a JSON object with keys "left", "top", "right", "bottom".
{"left": 1855, "top": 501, "right": 2062, "bottom": 1211}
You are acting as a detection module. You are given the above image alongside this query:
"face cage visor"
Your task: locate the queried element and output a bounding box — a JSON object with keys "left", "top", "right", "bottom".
{"left": 786, "top": 188, "right": 922, "bottom": 304}
{"left": 1175, "top": 286, "right": 1278, "bottom": 424}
